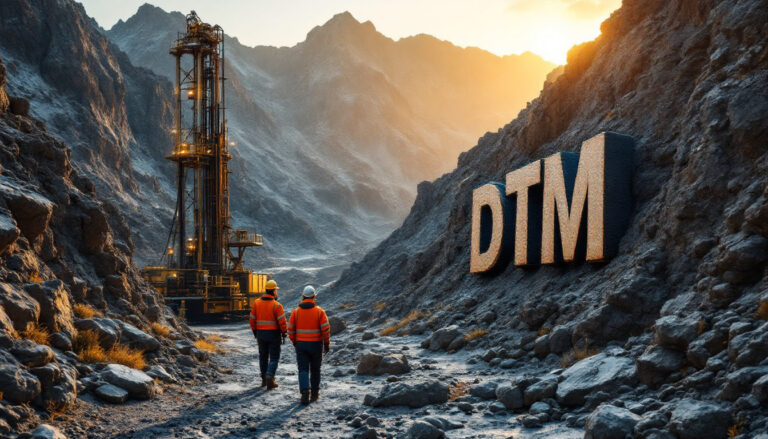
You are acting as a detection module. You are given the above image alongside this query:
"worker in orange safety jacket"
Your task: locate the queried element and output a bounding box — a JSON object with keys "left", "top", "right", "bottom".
{"left": 287, "top": 285, "right": 330, "bottom": 404}
{"left": 249, "top": 279, "right": 287, "bottom": 389}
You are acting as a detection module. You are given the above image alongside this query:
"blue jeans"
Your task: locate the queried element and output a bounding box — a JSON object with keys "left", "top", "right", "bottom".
{"left": 256, "top": 329, "right": 282, "bottom": 378}
{"left": 295, "top": 341, "right": 323, "bottom": 392}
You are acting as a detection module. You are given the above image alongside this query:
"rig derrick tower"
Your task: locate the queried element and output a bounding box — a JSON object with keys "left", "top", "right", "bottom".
{"left": 143, "top": 11, "right": 269, "bottom": 320}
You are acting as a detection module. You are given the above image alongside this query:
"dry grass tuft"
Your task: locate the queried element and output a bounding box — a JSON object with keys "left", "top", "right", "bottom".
{"left": 194, "top": 338, "right": 223, "bottom": 354}
{"left": 205, "top": 333, "right": 225, "bottom": 343}
{"left": 380, "top": 310, "right": 429, "bottom": 337}
{"left": 728, "top": 416, "right": 745, "bottom": 438}
{"left": 449, "top": 381, "right": 470, "bottom": 400}
{"left": 373, "top": 302, "right": 387, "bottom": 311}
{"left": 73, "top": 329, "right": 146, "bottom": 369}
{"left": 29, "top": 271, "right": 43, "bottom": 284}
{"left": 537, "top": 327, "right": 552, "bottom": 336}
{"left": 697, "top": 319, "right": 707, "bottom": 335}
{"left": 340, "top": 303, "right": 356, "bottom": 310}
{"left": 22, "top": 324, "right": 50, "bottom": 345}
{"left": 756, "top": 301, "right": 768, "bottom": 321}
{"left": 73, "top": 303, "right": 100, "bottom": 319}
{"left": 150, "top": 322, "right": 171, "bottom": 338}
{"left": 560, "top": 344, "right": 600, "bottom": 368}
{"left": 464, "top": 329, "right": 489, "bottom": 341}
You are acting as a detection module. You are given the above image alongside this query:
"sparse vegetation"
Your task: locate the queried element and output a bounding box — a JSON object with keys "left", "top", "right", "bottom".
{"left": 150, "top": 322, "right": 171, "bottom": 338}
{"left": 373, "top": 302, "right": 387, "bottom": 311}
{"left": 728, "top": 416, "right": 745, "bottom": 438}
{"left": 537, "top": 327, "right": 552, "bottom": 336}
{"left": 22, "top": 323, "right": 50, "bottom": 345}
{"left": 73, "top": 303, "right": 100, "bottom": 319}
{"left": 756, "top": 301, "right": 768, "bottom": 320}
{"left": 340, "top": 303, "right": 356, "bottom": 310}
{"left": 72, "top": 329, "right": 146, "bottom": 369}
{"left": 449, "top": 381, "right": 470, "bottom": 400}
{"left": 560, "top": 343, "right": 600, "bottom": 368}
{"left": 464, "top": 329, "right": 489, "bottom": 341}
{"left": 205, "top": 333, "right": 225, "bottom": 343}
{"left": 380, "top": 310, "right": 429, "bottom": 336}
{"left": 697, "top": 318, "right": 707, "bottom": 335}
{"left": 195, "top": 338, "right": 223, "bottom": 354}
{"left": 29, "top": 270, "right": 43, "bottom": 283}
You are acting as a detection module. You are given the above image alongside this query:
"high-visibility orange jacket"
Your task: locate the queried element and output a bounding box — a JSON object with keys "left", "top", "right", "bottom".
{"left": 288, "top": 298, "right": 330, "bottom": 343}
{"left": 249, "top": 294, "right": 287, "bottom": 333}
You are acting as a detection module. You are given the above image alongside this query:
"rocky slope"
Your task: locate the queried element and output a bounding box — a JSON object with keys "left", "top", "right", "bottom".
{"left": 107, "top": 4, "right": 556, "bottom": 266}
{"left": 331, "top": 0, "right": 768, "bottom": 437}
{"left": 0, "top": 55, "right": 216, "bottom": 437}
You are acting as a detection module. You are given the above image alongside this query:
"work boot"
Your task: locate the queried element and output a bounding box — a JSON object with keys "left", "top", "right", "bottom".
{"left": 266, "top": 376, "right": 278, "bottom": 390}
{"left": 300, "top": 390, "right": 310, "bottom": 405}
{"left": 260, "top": 376, "right": 267, "bottom": 387}
{"left": 310, "top": 389, "right": 319, "bottom": 402}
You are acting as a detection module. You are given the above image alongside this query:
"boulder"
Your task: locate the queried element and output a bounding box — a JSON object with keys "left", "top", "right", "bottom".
{"left": 523, "top": 377, "right": 558, "bottom": 406}
{"left": 25, "top": 424, "right": 67, "bottom": 439}
{"left": 404, "top": 420, "right": 444, "bottom": 439}
{"left": 533, "top": 335, "right": 549, "bottom": 357}
{"left": 0, "top": 306, "right": 16, "bottom": 336}
{"left": 49, "top": 332, "right": 72, "bottom": 352}
{"left": 0, "top": 282, "right": 40, "bottom": 332}
{"left": 10, "top": 341, "right": 54, "bottom": 367}
{"left": 751, "top": 374, "right": 768, "bottom": 403}
{"left": 584, "top": 405, "right": 640, "bottom": 439}
{"left": 365, "top": 380, "right": 449, "bottom": 408}
{"left": 548, "top": 325, "right": 572, "bottom": 354}
{"left": 495, "top": 384, "right": 524, "bottom": 410}
{"left": 0, "top": 211, "right": 20, "bottom": 255}
{"left": 556, "top": 352, "right": 637, "bottom": 406}
{"left": 94, "top": 383, "right": 129, "bottom": 404}
{"left": 100, "top": 364, "right": 156, "bottom": 399}
{"left": 29, "top": 363, "right": 61, "bottom": 389}
{"left": 708, "top": 283, "right": 737, "bottom": 308}
{"left": 731, "top": 323, "right": 768, "bottom": 367}
{"left": 328, "top": 316, "right": 347, "bottom": 335}
{"left": 425, "top": 325, "right": 462, "bottom": 351}
{"left": 719, "top": 366, "right": 768, "bottom": 401}
{"left": 23, "top": 281, "right": 75, "bottom": 334}
{"left": 636, "top": 345, "right": 684, "bottom": 387}
{"left": 145, "top": 365, "right": 175, "bottom": 383}
{"left": 667, "top": 399, "right": 730, "bottom": 439}
{"left": 654, "top": 315, "right": 699, "bottom": 350}
{"left": 0, "top": 363, "right": 41, "bottom": 403}
{"left": 714, "top": 233, "right": 768, "bottom": 283}
{"left": 115, "top": 321, "right": 159, "bottom": 352}
{"left": 74, "top": 318, "right": 120, "bottom": 348}
{"left": 356, "top": 352, "right": 410, "bottom": 375}
{"left": 469, "top": 381, "right": 498, "bottom": 400}
{"left": 4, "top": 189, "right": 53, "bottom": 241}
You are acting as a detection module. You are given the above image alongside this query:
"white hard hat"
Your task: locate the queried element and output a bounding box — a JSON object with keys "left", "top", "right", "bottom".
{"left": 302, "top": 285, "right": 317, "bottom": 298}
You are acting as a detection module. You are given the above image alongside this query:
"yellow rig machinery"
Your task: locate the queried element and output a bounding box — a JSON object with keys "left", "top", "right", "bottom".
{"left": 142, "top": 11, "right": 270, "bottom": 321}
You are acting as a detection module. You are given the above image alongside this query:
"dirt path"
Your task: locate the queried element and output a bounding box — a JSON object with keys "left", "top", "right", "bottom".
{"left": 58, "top": 323, "right": 583, "bottom": 438}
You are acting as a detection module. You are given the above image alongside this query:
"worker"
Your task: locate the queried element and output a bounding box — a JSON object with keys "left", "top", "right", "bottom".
{"left": 249, "top": 279, "right": 287, "bottom": 389}
{"left": 287, "top": 285, "right": 331, "bottom": 404}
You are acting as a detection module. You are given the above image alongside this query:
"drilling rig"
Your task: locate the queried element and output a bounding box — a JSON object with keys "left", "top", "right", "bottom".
{"left": 142, "top": 11, "right": 270, "bottom": 321}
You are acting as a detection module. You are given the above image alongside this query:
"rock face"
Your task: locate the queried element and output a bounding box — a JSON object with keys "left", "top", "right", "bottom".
{"left": 364, "top": 380, "right": 449, "bottom": 408}
{"left": 556, "top": 353, "right": 637, "bottom": 406}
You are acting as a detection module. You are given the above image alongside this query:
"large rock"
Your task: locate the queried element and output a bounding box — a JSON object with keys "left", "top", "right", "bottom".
{"left": 23, "top": 281, "right": 75, "bottom": 334}
{"left": 365, "top": 380, "right": 449, "bottom": 408}
{"left": 30, "top": 363, "right": 61, "bottom": 390}
{"left": 752, "top": 374, "right": 768, "bottom": 403}
{"left": 0, "top": 363, "right": 41, "bottom": 403}
{"left": 94, "top": 383, "right": 129, "bottom": 404}
{"left": 548, "top": 325, "right": 572, "bottom": 354}
{"left": 0, "top": 282, "right": 40, "bottom": 332}
{"left": 719, "top": 366, "right": 768, "bottom": 401}
{"left": 469, "top": 381, "right": 498, "bottom": 400}
{"left": 100, "top": 364, "right": 156, "bottom": 399}
{"left": 636, "top": 345, "right": 684, "bottom": 387}
{"left": 729, "top": 322, "right": 768, "bottom": 367}
{"left": 74, "top": 318, "right": 121, "bottom": 348}
{"left": 425, "top": 325, "right": 462, "bottom": 351}
{"left": 584, "top": 405, "right": 640, "bottom": 439}
{"left": 667, "top": 399, "right": 729, "bottom": 439}
{"left": 556, "top": 352, "right": 637, "bottom": 406}
{"left": 0, "top": 211, "right": 20, "bottom": 255}
{"left": 356, "top": 352, "right": 410, "bottom": 375}
{"left": 328, "top": 316, "right": 347, "bottom": 335}
{"left": 10, "top": 341, "right": 54, "bottom": 367}
{"left": 115, "top": 321, "right": 160, "bottom": 352}
{"left": 25, "top": 424, "right": 68, "bottom": 439}
{"left": 523, "top": 377, "right": 558, "bottom": 406}
{"left": 3, "top": 188, "right": 53, "bottom": 241}
{"left": 654, "top": 315, "right": 699, "bottom": 350}
{"left": 714, "top": 233, "right": 768, "bottom": 284}
{"left": 495, "top": 384, "right": 524, "bottom": 410}
{"left": 404, "top": 420, "right": 444, "bottom": 439}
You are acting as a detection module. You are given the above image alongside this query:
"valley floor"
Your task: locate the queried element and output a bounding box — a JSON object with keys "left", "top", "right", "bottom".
{"left": 54, "top": 323, "right": 582, "bottom": 439}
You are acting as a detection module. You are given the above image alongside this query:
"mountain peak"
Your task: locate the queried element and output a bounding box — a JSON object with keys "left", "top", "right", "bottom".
{"left": 305, "top": 11, "right": 378, "bottom": 42}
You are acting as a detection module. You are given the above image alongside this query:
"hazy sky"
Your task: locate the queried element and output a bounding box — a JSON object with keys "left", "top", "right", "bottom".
{"left": 77, "top": 0, "right": 620, "bottom": 64}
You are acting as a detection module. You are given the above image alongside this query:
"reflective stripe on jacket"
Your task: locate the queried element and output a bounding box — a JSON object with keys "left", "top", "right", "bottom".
{"left": 249, "top": 294, "right": 287, "bottom": 333}
{"left": 288, "top": 298, "right": 330, "bottom": 343}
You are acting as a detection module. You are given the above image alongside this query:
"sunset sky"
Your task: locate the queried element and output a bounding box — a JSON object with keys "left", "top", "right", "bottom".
{"left": 78, "top": 0, "right": 620, "bottom": 64}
